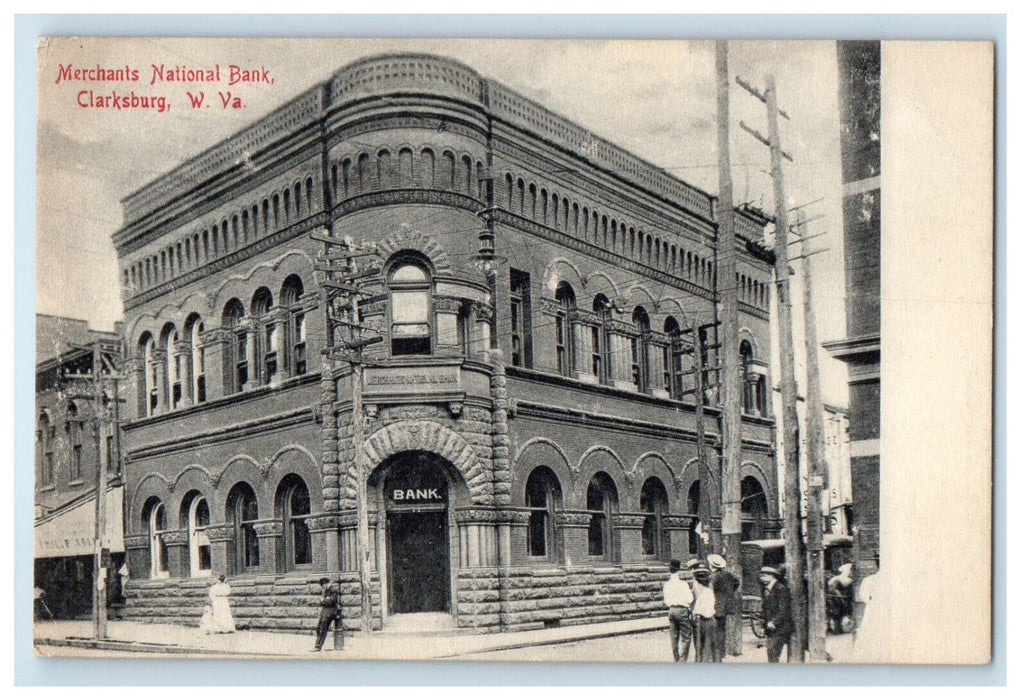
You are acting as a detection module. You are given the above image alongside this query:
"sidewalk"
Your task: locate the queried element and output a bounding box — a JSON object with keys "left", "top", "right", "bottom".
{"left": 33, "top": 616, "right": 669, "bottom": 660}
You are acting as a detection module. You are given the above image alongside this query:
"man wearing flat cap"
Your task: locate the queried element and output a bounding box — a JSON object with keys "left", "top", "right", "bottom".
{"left": 759, "top": 566, "right": 793, "bottom": 662}
{"left": 708, "top": 553, "right": 739, "bottom": 662}
{"left": 691, "top": 565, "right": 718, "bottom": 662}
{"left": 312, "top": 577, "right": 341, "bottom": 652}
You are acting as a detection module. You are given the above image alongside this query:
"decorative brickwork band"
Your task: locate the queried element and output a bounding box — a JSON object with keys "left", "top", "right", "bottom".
{"left": 161, "top": 530, "right": 189, "bottom": 546}
{"left": 253, "top": 521, "right": 284, "bottom": 538}
{"left": 123, "top": 533, "right": 150, "bottom": 550}
{"left": 337, "top": 510, "right": 379, "bottom": 528}
{"left": 611, "top": 514, "right": 647, "bottom": 530}
{"left": 453, "top": 507, "right": 530, "bottom": 525}
{"left": 306, "top": 514, "right": 339, "bottom": 532}
{"left": 554, "top": 511, "right": 592, "bottom": 527}
{"left": 663, "top": 515, "right": 696, "bottom": 530}
{"left": 433, "top": 297, "right": 463, "bottom": 313}
{"left": 205, "top": 525, "right": 235, "bottom": 543}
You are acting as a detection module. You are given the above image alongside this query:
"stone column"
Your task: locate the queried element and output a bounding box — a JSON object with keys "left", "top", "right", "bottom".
{"left": 173, "top": 341, "right": 193, "bottom": 408}
{"left": 307, "top": 514, "right": 339, "bottom": 572}
{"left": 243, "top": 319, "right": 259, "bottom": 391}
{"left": 454, "top": 508, "right": 501, "bottom": 567}
{"left": 570, "top": 310, "right": 599, "bottom": 384}
{"left": 664, "top": 515, "right": 694, "bottom": 560}
{"left": 123, "top": 533, "right": 150, "bottom": 581}
{"left": 199, "top": 328, "right": 229, "bottom": 401}
{"left": 434, "top": 297, "right": 462, "bottom": 356}
{"left": 471, "top": 302, "right": 493, "bottom": 362}
{"left": 643, "top": 330, "right": 670, "bottom": 399}
{"left": 125, "top": 356, "right": 146, "bottom": 420}
{"left": 357, "top": 299, "right": 388, "bottom": 362}
{"left": 612, "top": 513, "right": 647, "bottom": 563}
{"left": 253, "top": 521, "right": 283, "bottom": 575}
{"left": 149, "top": 349, "right": 168, "bottom": 414}
{"left": 489, "top": 348, "right": 513, "bottom": 507}
{"left": 270, "top": 307, "right": 290, "bottom": 384}
{"left": 206, "top": 525, "right": 235, "bottom": 577}
{"left": 162, "top": 529, "right": 190, "bottom": 578}
{"left": 606, "top": 320, "right": 638, "bottom": 392}
{"left": 554, "top": 511, "right": 592, "bottom": 565}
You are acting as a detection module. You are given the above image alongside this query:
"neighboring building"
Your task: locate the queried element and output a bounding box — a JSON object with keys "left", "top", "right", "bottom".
{"left": 34, "top": 314, "right": 125, "bottom": 619}
{"left": 824, "top": 41, "right": 881, "bottom": 581}
{"left": 769, "top": 390, "right": 853, "bottom": 540}
{"left": 113, "top": 54, "right": 779, "bottom": 633}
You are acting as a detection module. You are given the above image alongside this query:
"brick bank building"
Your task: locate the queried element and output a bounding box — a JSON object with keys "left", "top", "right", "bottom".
{"left": 115, "top": 54, "right": 780, "bottom": 633}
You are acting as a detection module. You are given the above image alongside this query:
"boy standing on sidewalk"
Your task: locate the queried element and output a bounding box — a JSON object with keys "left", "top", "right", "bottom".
{"left": 312, "top": 577, "right": 340, "bottom": 652}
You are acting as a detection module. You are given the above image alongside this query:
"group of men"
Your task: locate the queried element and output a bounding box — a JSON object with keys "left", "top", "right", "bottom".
{"left": 662, "top": 554, "right": 740, "bottom": 663}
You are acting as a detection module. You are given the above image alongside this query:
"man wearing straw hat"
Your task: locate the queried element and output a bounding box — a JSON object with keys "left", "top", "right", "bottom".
{"left": 759, "top": 565, "right": 793, "bottom": 663}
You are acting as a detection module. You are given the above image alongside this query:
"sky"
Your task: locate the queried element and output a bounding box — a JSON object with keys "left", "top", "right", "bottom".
{"left": 35, "top": 37, "right": 849, "bottom": 406}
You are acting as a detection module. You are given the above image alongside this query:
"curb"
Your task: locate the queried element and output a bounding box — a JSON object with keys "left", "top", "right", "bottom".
{"left": 34, "top": 637, "right": 291, "bottom": 657}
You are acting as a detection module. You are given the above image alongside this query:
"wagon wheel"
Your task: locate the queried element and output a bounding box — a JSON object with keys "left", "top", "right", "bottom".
{"left": 750, "top": 613, "right": 765, "bottom": 639}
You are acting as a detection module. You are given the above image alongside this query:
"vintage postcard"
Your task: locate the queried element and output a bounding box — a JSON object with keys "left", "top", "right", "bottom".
{"left": 31, "top": 37, "right": 993, "bottom": 665}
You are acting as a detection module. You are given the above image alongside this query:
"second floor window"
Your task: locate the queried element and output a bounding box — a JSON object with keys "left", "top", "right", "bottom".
{"left": 510, "top": 269, "right": 532, "bottom": 368}
{"left": 389, "top": 261, "right": 432, "bottom": 356}
{"left": 555, "top": 282, "right": 576, "bottom": 377}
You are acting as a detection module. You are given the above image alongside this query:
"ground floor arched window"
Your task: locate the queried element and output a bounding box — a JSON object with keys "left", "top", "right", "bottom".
{"left": 640, "top": 476, "right": 670, "bottom": 559}
{"left": 145, "top": 498, "right": 169, "bottom": 579}
{"left": 227, "top": 483, "right": 260, "bottom": 573}
{"left": 186, "top": 494, "right": 212, "bottom": 577}
{"left": 741, "top": 476, "right": 769, "bottom": 541}
{"left": 276, "top": 475, "right": 312, "bottom": 569}
{"left": 586, "top": 472, "right": 618, "bottom": 560}
{"left": 525, "top": 466, "right": 562, "bottom": 560}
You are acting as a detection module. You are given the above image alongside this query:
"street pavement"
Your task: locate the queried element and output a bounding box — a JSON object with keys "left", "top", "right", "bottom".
{"left": 34, "top": 617, "right": 857, "bottom": 663}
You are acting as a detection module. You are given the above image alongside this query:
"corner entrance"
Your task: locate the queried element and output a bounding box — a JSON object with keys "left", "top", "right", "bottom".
{"left": 381, "top": 452, "right": 453, "bottom": 616}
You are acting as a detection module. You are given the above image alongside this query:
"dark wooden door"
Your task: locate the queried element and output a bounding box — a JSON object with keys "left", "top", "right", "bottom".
{"left": 387, "top": 510, "right": 449, "bottom": 614}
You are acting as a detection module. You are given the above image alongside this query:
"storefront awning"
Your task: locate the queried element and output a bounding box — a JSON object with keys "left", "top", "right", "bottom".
{"left": 34, "top": 487, "right": 124, "bottom": 558}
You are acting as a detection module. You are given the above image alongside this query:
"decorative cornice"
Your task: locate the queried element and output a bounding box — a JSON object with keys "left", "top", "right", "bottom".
{"left": 538, "top": 298, "right": 562, "bottom": 316}
{"left": 606, "top": 319, "right": 639, "bottom": 337}
{"left": 568, "top": 309, "right": 600, "bottom": 326}
{"left": 332, "top": 189, "right": 481, "bottom": 221}
{"left": 641, "top": 330, "right": 669, "bottom": 347}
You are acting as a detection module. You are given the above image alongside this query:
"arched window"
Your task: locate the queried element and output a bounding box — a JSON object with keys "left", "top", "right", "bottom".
{"left": 162, "top": 325, "right": 182, "bottom": 410}
{"left": 222, "top": 300, "right": 247, "bottom": 394}
{"left": 145, "top": 498, "right": 169, "bottom": 579}
{"left": 586, "top": 472, "right": 618, "bottom": 559}
{"left": 554, "top": 282, "right": 576, "bottom": 377}
{"left": 281, "top": 275, "right": 307, "bottom": 376}
{"left": 388, "top": 259, "right": 432, "bottom": 356}
{"left": 664, "top": 317, "right": 686, "bottom": 400}
{"left": 251, "top": 287, "right": 277, "bottom": 385}
{"left": 631, "top": 307, "right": 650, "bottom": 392}
{"left": 138, "top": 333, "right": 158, "bottom": 416}
{"left": 742, "top": 476, "right": 768, "bottom": 541}
{"left": 186, "top": 315, "right": 206, "bottom": 404}
{"left": 592, "top": 295, "right": 612, "bottom": 384}
{"left": 740, "top": 341, "right": 755, "bottom": 414}
{"left": 640, "top": 477, "right": 670, "bottom": 559}
{"left": 184, "top": 493, "right": 211, "bottom": 577}
{"left": 66, "top": 402, "right": 83, "bottom": 482}
{"left": 37, "top": 413, "right": 54, "bottom": 487}
{"left": 276, "top": 476, "right": 312, "bottom": 570}
{"left": 509, "top": 269, "right": 532, "bottom": 368}
{"left": 227, "top": 483, "right": 260, "bottom": 573}
{"left": 525, "top": 466, "right": 562, "bottom": 559}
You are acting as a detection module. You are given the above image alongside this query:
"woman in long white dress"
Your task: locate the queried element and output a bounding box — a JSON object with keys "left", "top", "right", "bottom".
{"left": 208, "top": 575, "right": 235, "bottom": 633}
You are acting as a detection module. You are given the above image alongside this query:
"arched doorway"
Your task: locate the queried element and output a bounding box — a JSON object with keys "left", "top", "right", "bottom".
{"left": 372, "top": 451, "right": 465, "bottom": 618}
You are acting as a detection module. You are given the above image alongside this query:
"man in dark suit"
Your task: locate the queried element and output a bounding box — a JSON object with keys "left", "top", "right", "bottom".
{"left": 312, "top": 577, "right": 341, "bottom": 652}
{"left": 708, "top": 553, "right": 740, "bottom": 662}
{"left": 759, "top": 565, "right": 794, "bottom": 663}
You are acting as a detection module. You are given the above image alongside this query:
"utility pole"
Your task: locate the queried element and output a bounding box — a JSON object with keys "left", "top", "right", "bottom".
{"left": 715, "top": 40, "right": 744, "bottom": 657}
{"left": 797, "top": 215, "right": 829, "bottom": 661}
{"left": 681, "top": 319, "right": 720, "bottom": 560}
{"left": 64, "top": 340, "right": 122, "bottom": 640}
{"left": 312, "top": 230, "right": 382, "bottom": 640}
{"left": 91, "top": 342, "right": 108, "bottom": 641}
{"left": 739, "top": 72, "right": 805, "bottom": 661}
